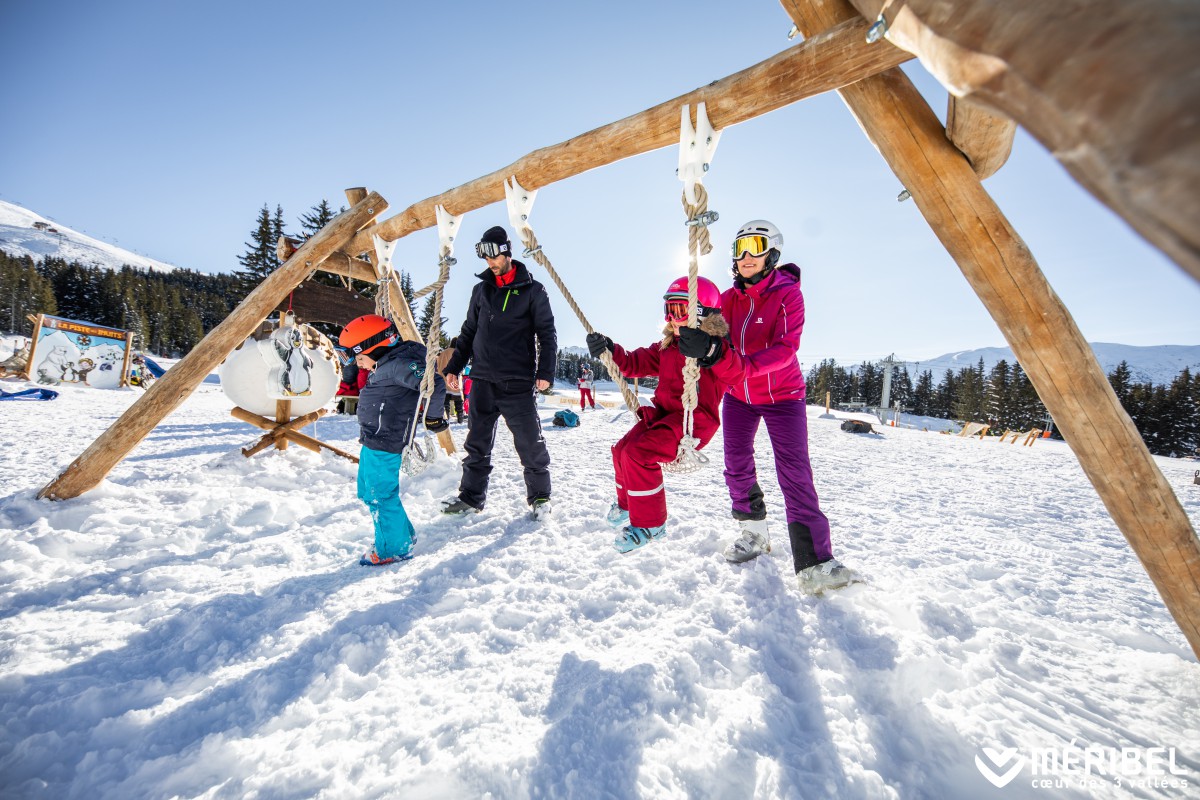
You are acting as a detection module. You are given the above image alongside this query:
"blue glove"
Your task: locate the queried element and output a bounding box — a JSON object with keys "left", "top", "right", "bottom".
{"left": 586, "top": 332, "right": 614, "bottom": 358}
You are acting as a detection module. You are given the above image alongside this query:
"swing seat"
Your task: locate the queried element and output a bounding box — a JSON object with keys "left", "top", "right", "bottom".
{"left": 402, "top": 433, "right": 439, "bottom": 476}
{"left": 661, "top": 435, "right": 708, "bottom": 474}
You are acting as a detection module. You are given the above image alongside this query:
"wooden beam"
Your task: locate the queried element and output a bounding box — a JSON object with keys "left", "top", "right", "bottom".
{"left": 844, "top": 0, "right": 1200, "bottom": 283}
{"left": 945, "top": 96, "right": 1015, "bottom": 180}
{"left": 342, "top": 16, "right": 913, "bottom": 256}
{"left": 781, "top": 0, "right": 1200, "bottom": 659}
{"left": 38, "top": 192, "right": 387, "bottom": 501}
{"left": 344, "top": 187, "right": 422, "bottom": 344}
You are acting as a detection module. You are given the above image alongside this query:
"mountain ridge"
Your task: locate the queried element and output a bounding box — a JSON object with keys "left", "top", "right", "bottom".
{"left": 0, "top": 199, "right": 177, "bottom": 273}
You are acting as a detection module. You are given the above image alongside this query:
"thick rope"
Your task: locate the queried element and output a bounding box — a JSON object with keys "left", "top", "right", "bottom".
{"left": 663, "top": 183, "right": 712, "bottom": 473}
{"left": 402, "top": 248, "right": 453, "bottom": 474}
{"left": 513, "top": 227, "right": 641, "bottom": 414}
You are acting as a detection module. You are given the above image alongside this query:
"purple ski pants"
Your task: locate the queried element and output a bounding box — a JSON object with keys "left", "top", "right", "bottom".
{"left": 721, "top": 394, "right": 832, "bottom": 570}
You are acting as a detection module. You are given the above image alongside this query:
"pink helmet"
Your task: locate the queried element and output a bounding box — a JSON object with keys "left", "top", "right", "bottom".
{"left": 663, "top": 276, "right": 721, "bottom": 322}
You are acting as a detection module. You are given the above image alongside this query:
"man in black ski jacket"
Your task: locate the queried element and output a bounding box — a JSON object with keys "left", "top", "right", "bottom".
{"left": 442, "top": 225, "right": 557, "bottom": 520}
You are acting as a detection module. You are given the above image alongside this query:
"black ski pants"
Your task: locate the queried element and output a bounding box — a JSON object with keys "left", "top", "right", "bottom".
{"left": 458, "top": 378, "right": 551, "bottom": 508}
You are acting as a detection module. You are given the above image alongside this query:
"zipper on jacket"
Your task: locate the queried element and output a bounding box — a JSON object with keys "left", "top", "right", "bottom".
{"left": 503, "top": 289, "right": 518, "bottom": 311}
{"left": 376, "top": 400, "right": 385, "bottom": 435}
{"left": 739, "top": 297, "right": 754, "bottom": 403}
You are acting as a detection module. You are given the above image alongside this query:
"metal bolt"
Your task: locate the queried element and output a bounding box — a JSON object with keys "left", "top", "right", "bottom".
{"left": 787, "top": 24, "right": 799, "bottom": 40}
{"left": 897, "top": 189, "right": 912, "bottom": 202}
{"left": 866, "top": 16, "right": 888, "bottom": 44}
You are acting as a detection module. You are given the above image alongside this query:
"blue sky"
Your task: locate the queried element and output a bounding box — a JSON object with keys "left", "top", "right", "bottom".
{"left": 4, "top": 0, "right": 1198, "bottom": 365}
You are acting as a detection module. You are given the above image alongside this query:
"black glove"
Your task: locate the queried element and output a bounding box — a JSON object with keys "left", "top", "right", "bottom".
{"left": 586, "top": 332, "right": 614, "bottom": 358}
{"left": 424, "top": 416, "right": 449, "bottom": 434}
{"left": 677, "top": 326, "right": 725, "bottom": 366}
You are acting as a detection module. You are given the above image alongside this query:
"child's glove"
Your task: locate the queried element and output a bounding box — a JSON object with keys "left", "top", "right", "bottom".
{"left": 424, "top": 416, "right": 449, "bottom": 433}
{"left": 586, "top": 332, "right": 613, "bottom": 358}
{"left": 677, "top": 327, "right": 726, "bottom": 367}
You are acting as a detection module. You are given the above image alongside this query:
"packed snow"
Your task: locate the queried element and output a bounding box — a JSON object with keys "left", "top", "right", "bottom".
{"left": 2, "top": 368, "right": 1199, "bottom": 799}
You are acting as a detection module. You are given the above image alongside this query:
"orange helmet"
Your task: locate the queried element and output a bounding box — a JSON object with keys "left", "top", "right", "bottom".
{"left": 339, "top": 314, "right": 399, "bottom": 358}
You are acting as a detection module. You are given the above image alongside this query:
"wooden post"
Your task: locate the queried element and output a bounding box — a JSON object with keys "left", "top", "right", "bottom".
{"left": 119, "top": 330, "right": 135, "bottom": 388}
{"left": 38, "top": 191, "right": 387, "bottom": 501}
{"left": 341, "top": 17, "right": 912, "bottom": 257}
{"left": 275, "top": 399, "right": 291, "bottom": 451}
{"left": 843, "top": 0, "right": 1200, "bottom": 284}
{"left": 23, "top": 313, "right": 44, "bottom": 382}
{"left": 782, "top": 0, "right": 1200, "bottom": 659}
{"left": 825, "top": 391, "right": 831, "bottom": 414}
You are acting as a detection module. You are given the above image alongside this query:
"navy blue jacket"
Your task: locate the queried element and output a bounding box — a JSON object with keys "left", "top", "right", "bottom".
{"left": 444, "top": 260, "right": 557, "bottom": 384}
{"left": 356, "top": 340, "right": 447, "bottom": 454}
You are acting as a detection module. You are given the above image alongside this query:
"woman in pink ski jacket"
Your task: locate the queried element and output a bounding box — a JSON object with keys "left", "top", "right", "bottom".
{"left": 683, "top": 220, "right": 854, "bottom": 594}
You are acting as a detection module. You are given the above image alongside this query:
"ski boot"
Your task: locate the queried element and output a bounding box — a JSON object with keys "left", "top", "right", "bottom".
{"left": 360, "top": 548, "right": 414, "bottom": 566}
{"left": 613, "top": 524, "right": 665, "bottom": 553}
{"left": 529, "top": 497, "right": 553, "bottom": 521}
{"left": 796, "top": 558, "right": 855, "bottom": 594}
{"left": 441, "top": 496, "right": 481, "bottom": 515}
{"left": 605, "top": 502, "right": 630, "bottom": 528}
{"left": 723, "top": 519, "right": 771, "bottom": 563}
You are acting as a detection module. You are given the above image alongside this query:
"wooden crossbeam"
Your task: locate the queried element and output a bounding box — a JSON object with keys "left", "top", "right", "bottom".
{"left": 945, "top": 97, "right": 1015, "bottom": 180}
{"left": 782, "top": 0, "right": 1200, "bottom": 659}
{"left": 341, "top": 16, "right": 913, "bottom": 255}
{"left": 38, "top": 192, "right": 387, "bottom": 501}
{"left": 845, "top": 0, "right": 1200, "bottom": 284}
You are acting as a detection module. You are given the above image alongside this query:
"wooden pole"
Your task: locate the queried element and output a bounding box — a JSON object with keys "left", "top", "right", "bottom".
{"left": 342, "top": 16, "right": 912, "bottom": 256}
{"left": 119, "top": 330, "right": 135, "bottom": 388}
{"left": 844, "top": 0, "right": 1200, "bottom": 284}
{"left": 275, "top": 399, "right": 291, "bottom": 451}
{"left": 782, "top": 0, "right": 1200, "bottom": 659}
{"left": 38, "top": 192, "right": 387, "bottom": 501}
{"left": 945, "top": 97, "right": 1015, "bottom": 180}
{"left": 23, "top": 313, "right": 44, "bottom": 382}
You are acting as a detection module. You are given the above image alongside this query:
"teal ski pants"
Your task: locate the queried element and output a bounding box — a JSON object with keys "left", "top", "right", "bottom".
{"left": 357, "top": 446, "right": 416, "bottom": 559}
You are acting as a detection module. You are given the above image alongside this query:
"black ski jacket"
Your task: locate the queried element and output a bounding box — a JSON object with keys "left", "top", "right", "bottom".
{"left": 357, "top": 340, "right": 446, "bottom": 454}
{"left": 445, "top": 260, "right": 557, "bottom": 384}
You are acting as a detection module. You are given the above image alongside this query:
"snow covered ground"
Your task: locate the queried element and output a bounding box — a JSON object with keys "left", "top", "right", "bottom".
{"left": 1, "top": 373, "right": 1198, "bottom": 799}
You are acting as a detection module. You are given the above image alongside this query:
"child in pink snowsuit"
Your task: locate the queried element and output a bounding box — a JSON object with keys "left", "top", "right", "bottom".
{"left": 585, "top": 276, "right": 741, "bottom": 552}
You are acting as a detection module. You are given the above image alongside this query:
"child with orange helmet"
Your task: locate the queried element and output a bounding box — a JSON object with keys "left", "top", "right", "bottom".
{"left": 585, "top": 275, "right": 740, "bottom": 552}
{"left": 339, "top": 314, "right": 447, "bottom": 566}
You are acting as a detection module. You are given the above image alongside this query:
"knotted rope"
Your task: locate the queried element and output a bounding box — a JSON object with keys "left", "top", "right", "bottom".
{"left": 664, "top": 183, "right": 715, "bottom": 474}
{"left": 513, "top": 227, "right": 641, "bottom": 414}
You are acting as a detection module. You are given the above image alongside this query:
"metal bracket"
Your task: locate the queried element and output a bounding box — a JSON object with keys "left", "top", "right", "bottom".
{"left": 373, "top": 234, "right": 398, "bottom": 272}
{"left": 504, "top": 175, "right": 538, "bottom": 238}
{"left": 677, "top": 102, "right": 722, "bottom": 206}
{"left": 435, "top": 204, "right": 464, "bottom": 266}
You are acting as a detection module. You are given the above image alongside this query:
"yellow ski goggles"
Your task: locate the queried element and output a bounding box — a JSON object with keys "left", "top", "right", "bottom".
{"left": 731, "top": 234, "right": 771, "bottom": 259}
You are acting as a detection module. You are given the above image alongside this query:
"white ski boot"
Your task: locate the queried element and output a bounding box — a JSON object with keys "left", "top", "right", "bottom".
{"left": 796, "top": 558, "right": 855, "bottom": 595}
{"left": 723, "top": 519, "right": 771, "bottom": 563}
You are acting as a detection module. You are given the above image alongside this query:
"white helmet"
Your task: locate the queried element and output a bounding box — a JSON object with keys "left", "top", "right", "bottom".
{"left": 732, "top": 219, "right": 783, "bottom": 257}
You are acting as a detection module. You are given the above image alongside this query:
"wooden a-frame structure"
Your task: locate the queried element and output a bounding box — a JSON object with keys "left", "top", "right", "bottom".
{"left": 38, "top": 0, "right": 1200, "bottom": 659}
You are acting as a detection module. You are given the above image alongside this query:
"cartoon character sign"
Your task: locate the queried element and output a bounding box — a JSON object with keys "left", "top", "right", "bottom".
{"left": 219, "top": 315, "right": 338, "bottom": 417}
{"left": 258, "top": 313, "right": 314, "bottom": 398}
{"left": 28, "top": 316, "right": 133, "bottom": 389}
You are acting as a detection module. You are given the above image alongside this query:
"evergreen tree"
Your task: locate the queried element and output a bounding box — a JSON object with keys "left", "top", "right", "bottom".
{"left": 235, "top": 204, "right": 283, "bottom": 297}
{"left": 299, "top": 199, "right": 341, "bottom": 237}
{"left": 912, "top": 370, "right": 934, "bottom": 417}
{"left": 0, "top": 251, "right": 57, "bottom": 333}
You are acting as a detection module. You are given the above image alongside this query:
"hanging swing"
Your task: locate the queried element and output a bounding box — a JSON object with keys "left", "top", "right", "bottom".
{"left": 371, "top": 205, "right": 465, "bottom": 476}
{"left": 506, "top": 102, "right": 722, "bottom": 473}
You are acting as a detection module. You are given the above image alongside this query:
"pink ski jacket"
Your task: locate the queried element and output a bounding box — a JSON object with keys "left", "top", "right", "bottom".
{"left": 720, "top": 263, "right": 807, "bottom": 405}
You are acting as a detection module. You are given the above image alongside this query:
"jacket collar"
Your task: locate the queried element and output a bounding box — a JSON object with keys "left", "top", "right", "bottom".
{"left": 475, "top": 259, "right": 533, "bottom": 288}
{"left": 738, "top": 262, "right": 800, "bottom": 298}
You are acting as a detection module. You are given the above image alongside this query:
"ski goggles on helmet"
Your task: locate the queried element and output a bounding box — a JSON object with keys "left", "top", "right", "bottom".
{"left": 475, "top": 240, "right": 511, "bottom": 259}
{"left": 347, "top": 327, "right": 399, "bottom": 359}
{"left": 335, "top": 347, "right": 353, "bottom": 367}
{"left": 664, "top": 299, "right": 690, "bottom": 322}
{"left": 731, "top": 234, "right": 771, "bottom": 260}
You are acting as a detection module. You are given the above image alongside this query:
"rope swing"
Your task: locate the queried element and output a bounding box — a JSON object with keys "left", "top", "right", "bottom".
{"left": 503, "top": 177, "right": 643, "bottom": 415}
{"left": 665, "top": 102, "right": 722, "bottom": 473}
{"left": 372, "top": 206, "right": 464, "bottom": 476}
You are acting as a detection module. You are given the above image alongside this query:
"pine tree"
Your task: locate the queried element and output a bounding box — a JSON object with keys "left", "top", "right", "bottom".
{"left": 912, "top": 370, "right": 934, "bottom": 417}
{"left": 299, "top": 200, "right": 341, "bottom": 237}
{"left": 235, "top": 204, "right": 283, "bottom": 297}
{"left": 0, "top": 251, "right": 57, "bottom": 333}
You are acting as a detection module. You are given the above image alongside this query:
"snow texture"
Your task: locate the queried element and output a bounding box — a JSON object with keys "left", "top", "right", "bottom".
{"left": 0, "top": 200, "right": 177, "bottom": 274}
{"left": 1, "top": 367, "right": 1198, "bottom": 799}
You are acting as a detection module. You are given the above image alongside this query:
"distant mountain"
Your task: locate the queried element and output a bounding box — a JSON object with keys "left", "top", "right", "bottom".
{"left": 0, "top": 200, "right": 177, "bottom": 273}
{"left": 920, "top": 343, "right": 1200, "bottom": 386}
